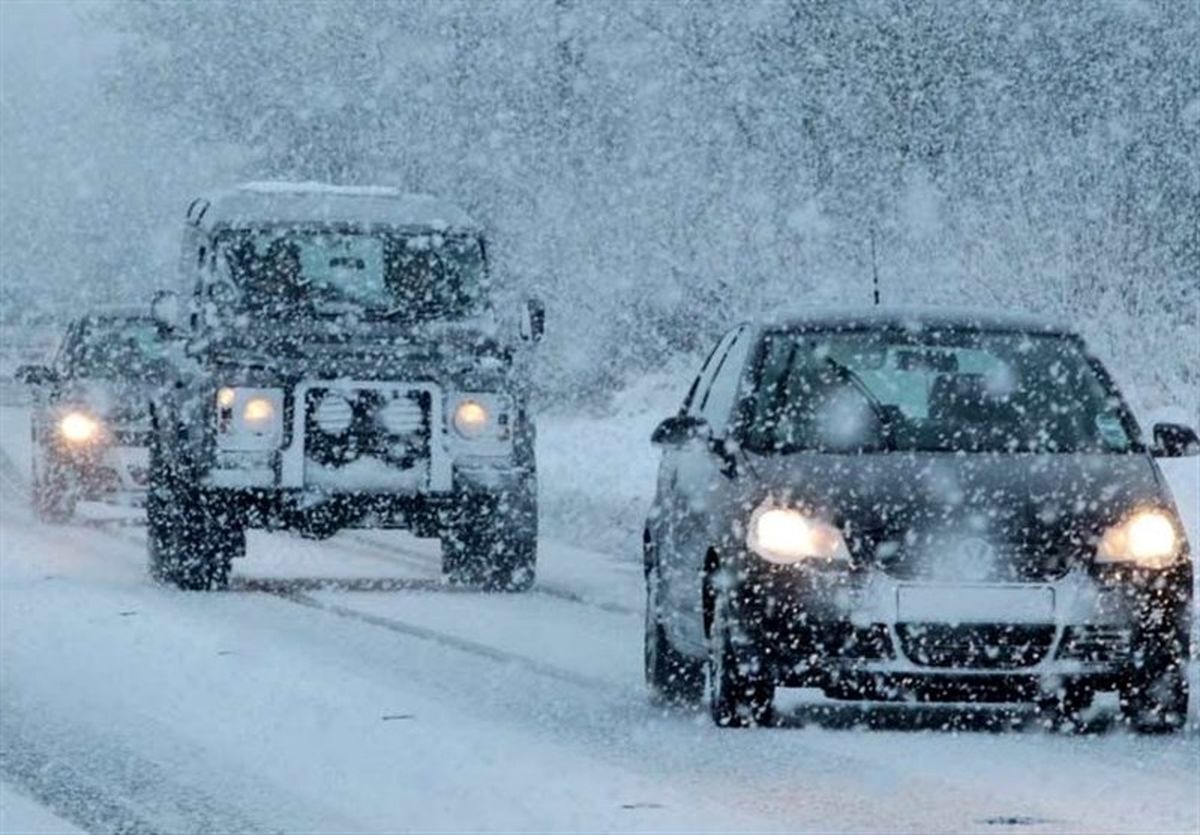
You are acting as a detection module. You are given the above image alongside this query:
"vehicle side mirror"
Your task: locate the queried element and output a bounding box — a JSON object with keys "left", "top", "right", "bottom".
{"left": 1152, "top": 422, "right": 1200, "bottom": 457}
{"left": 151, "top": 290, "right": 182, "bottom": 332}
{"left": 14, "top": 364, "right": 57, "bottom": 386}
{"left": 651, "top": 414, "right": 710, "bottom": 447}
{"left": 519, "top": 298, "right": 545, "bottom": 343}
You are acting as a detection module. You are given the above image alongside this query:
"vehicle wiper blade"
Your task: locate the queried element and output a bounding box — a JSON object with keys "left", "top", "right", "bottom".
{"left": 823, "top": 356, "right": 894, "bottom": 450}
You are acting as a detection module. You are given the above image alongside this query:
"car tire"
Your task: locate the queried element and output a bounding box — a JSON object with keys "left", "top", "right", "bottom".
{"left": 1119, "top": 665, "right": 1188, "bottom": 734}
{"left": 644, "top": 568, "right": 705, "bottom": 705}
{"left": 31, "top": 454, "right": 76, "bottom": 523}
{"left": 147, "top": 440, "right": 243, "bottom": 591}
{"left": 442, "top": 489, "right": 536, "bottom": 592}
{"left": 708, "top": 588, "right": 774, "bottom": 727}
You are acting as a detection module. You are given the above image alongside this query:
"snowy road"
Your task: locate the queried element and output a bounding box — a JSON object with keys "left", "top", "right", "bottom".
{"left": 1, "top": 406, "right": 1198, "bottom": 834}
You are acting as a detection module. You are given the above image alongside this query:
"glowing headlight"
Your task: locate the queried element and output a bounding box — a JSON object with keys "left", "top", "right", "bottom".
{"left": 747, "top": 505, "right": 850, "bottom": 565}
{"left": 452, "top": 399, "right": 490, "bottom": 438}
{"left": 59, "top": 411, "right": 101, "bottom": 444}
{"left": 242, "top": 396, "right": 275, "bottom": 428}
{"left": 214, "top": 387, "right": 283, "bottom": 450}
{"left": 1097, "top": 510, "right": 1181, "bottom": 569}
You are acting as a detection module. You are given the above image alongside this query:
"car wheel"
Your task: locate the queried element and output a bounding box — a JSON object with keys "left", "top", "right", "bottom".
{"left": 707, "top": 588, "right": 774, "bottom": 727}
{"left": 147, "top": 441, "right": 242, "bottom": 591}
{"left": 31, "top": 452, "right": 75, "bottom": 524}
{"left": 1119, "top": 665, "right": 1188, "bottom": 734}
{"left": 644, "top": 568, "right": 704, "bottom": 705}
{"left": 442, "top": 490, "right": 536, "bottom": 592}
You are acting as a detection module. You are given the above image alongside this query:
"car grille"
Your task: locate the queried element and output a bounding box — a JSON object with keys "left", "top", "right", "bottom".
{"left": 896, "top": 623, "right": 1056, "bottom": 669}
{"left": 304, "top": 386, "right": 431, "bottom": 468}
{"left": 1056, "top": 625, "right": 1131, "bottom": 663}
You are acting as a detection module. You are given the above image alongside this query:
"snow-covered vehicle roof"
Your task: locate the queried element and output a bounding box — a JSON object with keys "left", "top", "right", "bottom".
{"left": 762, "top": 306, "right": 1074, "bottom": 336}
{"left": 187, "top": 181, "right": 481, "bottom": 234}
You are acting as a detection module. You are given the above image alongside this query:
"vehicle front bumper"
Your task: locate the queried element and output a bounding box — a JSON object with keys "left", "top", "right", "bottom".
{"left": 729, "top": 554, "right": 1192, "bottom": 693}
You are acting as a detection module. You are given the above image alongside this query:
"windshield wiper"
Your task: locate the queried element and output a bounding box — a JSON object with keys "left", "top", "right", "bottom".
{"left": 822, "top": 356, "right": 895, "bottom": 451}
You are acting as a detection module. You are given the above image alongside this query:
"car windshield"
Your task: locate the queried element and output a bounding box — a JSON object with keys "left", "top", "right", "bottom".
{"left": 742, "top": 328, "right": 1137, "bottom": 454}
{"left": 67, "top": 317, "right": 162, "bottom": 379}
{"left": 214, "top": 228, "right": 487, "bottom": 321}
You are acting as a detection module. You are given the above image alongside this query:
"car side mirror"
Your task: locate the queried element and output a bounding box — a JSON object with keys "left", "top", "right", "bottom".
{"left": 651, "top": 414, "right": 710, "bottom": 447}
{"left": 15, "top": 364, "right": 57, "bottom": 386}
{"left": 151, "top": 289, "right": 182, "bottom": 332}
{"left": 519, "top": 298, "right": 545, "bottom": 343}
{"left": 1152, "top": 422, "right": 1200, "bottom": 457}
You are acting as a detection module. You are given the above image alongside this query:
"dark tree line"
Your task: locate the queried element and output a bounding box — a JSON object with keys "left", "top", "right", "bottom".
{"left": 4, "top": 1, "right": 1196, "bottom": 412}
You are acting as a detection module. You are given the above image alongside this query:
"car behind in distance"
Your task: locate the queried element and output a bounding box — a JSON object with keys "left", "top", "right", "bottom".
{"left": 16, "top": 309, "right": 164, "bottom": 521}
{"left": 148, "top": 182, "right": 543, "bottom": 591}
{"left": 644, "top": 309, "right": 1197, "bottom": 732}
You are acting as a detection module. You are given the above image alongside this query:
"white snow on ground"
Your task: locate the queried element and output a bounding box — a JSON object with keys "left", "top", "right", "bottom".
{"left": 0, "top": 783, "right": 83, "bottom": 835}
{"left": 1, "top": 400, "right": 1199, "bottom": 833}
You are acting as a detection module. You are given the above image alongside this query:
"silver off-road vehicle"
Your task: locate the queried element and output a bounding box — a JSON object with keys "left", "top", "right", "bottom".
{"left": 148, "top": 182, "right": 543, "bottom": 591}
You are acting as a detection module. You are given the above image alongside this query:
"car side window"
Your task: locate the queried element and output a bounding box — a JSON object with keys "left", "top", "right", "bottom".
{"left": 697, "top": 327, "right": 752, "bottom": 433}
{"left": 681, "top": 329, "right": 738, "bottom": 416}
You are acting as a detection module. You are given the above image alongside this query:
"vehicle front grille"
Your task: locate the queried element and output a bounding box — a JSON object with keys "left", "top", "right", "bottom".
{"left": 304, "top": 386, "right": 430, "bottom": 468}
{"left": 1056, "top": 625, "right": 1131, "bottom": 663}
{"left": 896, "top": 623, "right": 1056, "bottom": 669}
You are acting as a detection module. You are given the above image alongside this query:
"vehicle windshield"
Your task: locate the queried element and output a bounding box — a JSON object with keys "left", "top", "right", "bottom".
{"left": 67, "top": 317, "right": 162, "bottom": 379}
{"left": 214, "top": 228, "right": 487, "bottom": 321}
{"left": 742, "top": 328, "right": 1137, "bottom": 454}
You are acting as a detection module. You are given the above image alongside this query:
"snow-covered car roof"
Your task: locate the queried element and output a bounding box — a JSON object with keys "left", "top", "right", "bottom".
{"left": 761, "top": 306, "right": 1075, "bottom": 336}
{"left": 188, "top": 182, "right": 481, "bottom": 234}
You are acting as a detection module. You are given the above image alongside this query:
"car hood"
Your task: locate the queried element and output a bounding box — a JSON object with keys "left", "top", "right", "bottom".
{"left": 742, "top": 450, "right": 1169, "bottom": 580}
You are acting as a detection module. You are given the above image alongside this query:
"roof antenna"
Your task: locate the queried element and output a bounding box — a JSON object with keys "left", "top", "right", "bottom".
{"left": 869, "top": 225, "right": 881, "bottom": 306}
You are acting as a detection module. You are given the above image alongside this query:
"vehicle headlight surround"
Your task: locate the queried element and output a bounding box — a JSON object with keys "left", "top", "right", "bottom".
{"left": 215, "top": 386, "right": 284, "bottom": 449}
{"left": 747, "top": 504, "right": 850, "bottom": 565}
{"left": 58, "top": 411, "right": 101, "bottom": 444}
{"left": 1097, "top": 509, "right": 1181, "bottom": 569}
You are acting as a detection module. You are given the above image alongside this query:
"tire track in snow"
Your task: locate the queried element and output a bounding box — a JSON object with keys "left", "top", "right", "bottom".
{"left": 275, "top": 589, "right": 617, "bottom": 693}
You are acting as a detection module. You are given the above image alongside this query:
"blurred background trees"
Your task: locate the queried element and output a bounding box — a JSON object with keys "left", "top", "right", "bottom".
{"left": 2, "top": 0, "right": 1196, "bottom": 412}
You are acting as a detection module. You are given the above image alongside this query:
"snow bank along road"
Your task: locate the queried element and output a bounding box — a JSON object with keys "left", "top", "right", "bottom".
{"left": 1, "top": 404, "right": 1197, "bottom": 834}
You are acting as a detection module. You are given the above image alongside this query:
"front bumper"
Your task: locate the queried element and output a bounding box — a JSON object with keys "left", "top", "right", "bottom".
{"left": 731, "top": 554, "right": 1191, "bottom": 691}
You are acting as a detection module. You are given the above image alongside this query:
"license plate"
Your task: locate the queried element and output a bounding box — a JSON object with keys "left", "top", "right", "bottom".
{"left": 897, "top": 585, "right": 1054, "bottom": 623}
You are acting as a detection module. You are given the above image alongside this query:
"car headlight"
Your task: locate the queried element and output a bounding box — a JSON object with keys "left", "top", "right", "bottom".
{"left": 215, "top": 387, "right": 283, "bottom": 449}
{"left": 1097, "top": 509, "right": 1182, "bottom": 569}
{"left": 59, "top": 411, "right": 101, "bottom": 444}
{"left": 448, "top": 393, "right": 511, "bottom": 443}
{"left": 453, "top": 399, "right": 490, "bottom": 438}
{"left": 242, "top": 396, "right": 275, "bottom": 427}
{"left": 747, "top": 505, "right": 850, "bottom": 565}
